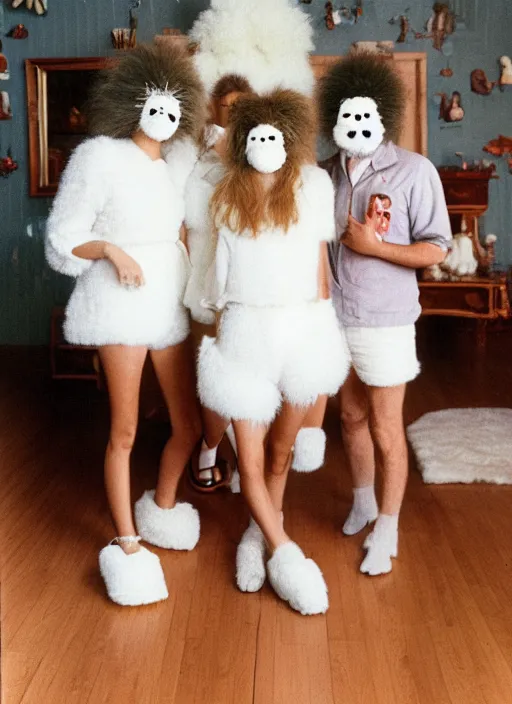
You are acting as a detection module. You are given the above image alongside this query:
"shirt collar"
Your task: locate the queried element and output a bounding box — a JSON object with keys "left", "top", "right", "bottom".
{"left": 338, "top": 140, "right": 398, "bottom": 176}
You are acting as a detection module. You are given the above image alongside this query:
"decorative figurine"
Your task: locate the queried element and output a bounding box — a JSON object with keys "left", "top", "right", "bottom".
{"left": 499, "top": 55, "right": 512, "bottom": 90}
{"left": 0, "top": 91, "right": 12, "bottom": 120}
{"left": 351, "top": 40, "right": 395, "bottom": 55}
{"left": 11, "top": 0, "right": 47, "bottom": 15}
{"left": 7, "top": 24, "right": 29, "bottom": 39}
{"left": 325, "top": 2, "right": 363, "bottom": 30}
{"left": 389, "top": 10, "right": 412, "bottom": 43}
{"left": 483, "top": 135, "right": 512, "bottom": 157}
{"left": 0, "top": 150, "right": 18, "bottom": 178}
{"left": 415, "top": 3, "right": 456, "bottom": 51}
{"left": 0, "top": 41, "right": 10, "bottom": 80}
{"left": 438, "top": 91, "right": 464, "bottom": 123}
{"left": 471, "top": 68, "right": 497, "bottom": 95}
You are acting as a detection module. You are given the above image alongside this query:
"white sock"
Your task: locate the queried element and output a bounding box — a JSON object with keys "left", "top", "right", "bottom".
{"left": 225, "top": 423, "right": 238, "bottom": 456}
{"left": 198, "top": 439, "right": 218, "bottom": 481}
{"left": 342, "top": 485, "right": 379, "bottom": 536}
{"left": 360, "top": 513, "right": 399, "bottom": 576}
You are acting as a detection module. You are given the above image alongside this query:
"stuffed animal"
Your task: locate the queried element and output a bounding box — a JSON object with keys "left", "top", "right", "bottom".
{"left": 11, "top": 0, "right": 47, "bottom": 16}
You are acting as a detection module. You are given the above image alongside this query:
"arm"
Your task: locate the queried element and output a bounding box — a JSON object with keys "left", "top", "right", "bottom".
{"left": 342, "top": 159, "right": 452, "bottom": 269}
{"left": 317, "top": 242, "right": 331, "bottom": 299}
{"left": 72, "top": 241, "right": 145, "bottom": 287}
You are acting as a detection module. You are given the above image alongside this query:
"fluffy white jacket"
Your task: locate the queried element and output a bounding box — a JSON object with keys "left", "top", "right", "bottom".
{"left": 208, "top": 165, "right": 336, "bottom": 310}
{"left": 46, "top": 136, "right": 192, "bottom": 348}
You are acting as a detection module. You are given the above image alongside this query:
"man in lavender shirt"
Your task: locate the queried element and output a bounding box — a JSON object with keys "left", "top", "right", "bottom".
{"left": 320, "top": 53, "right": 452, "bottom": 575}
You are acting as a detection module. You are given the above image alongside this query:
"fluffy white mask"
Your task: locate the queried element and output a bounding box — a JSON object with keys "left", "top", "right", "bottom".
{"left": 245, "top": 124, "right": 287, "bottom": 174}
{"left": 333, "top": 96, "right": 385, "bottom": 157}
{"left": 139, "top": 92, "right": 181, "bottom": 142}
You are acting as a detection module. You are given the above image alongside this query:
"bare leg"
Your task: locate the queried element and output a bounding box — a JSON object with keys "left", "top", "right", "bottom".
{"left": 367, "top": 384, "right": 408, "bottom": 515}
{"left": 99, "top": 345, "right": 148, "bottom": 553}
{"left": 150, "top": 338, "right": 202, "bottom": 509}
{"left": 302, "top": 394, "right": 327, "bottom": 428}
{"left": 339, "top": 368, "right": 374, "bottom": 488}
{"left": 234, "top": 420, "right": 289, "bottom": 552}
{"left": 202, "top": 407, "right": 230, "bottom": 449}
{"left": 267, "top": 402, "right": 311, "bottom": 513}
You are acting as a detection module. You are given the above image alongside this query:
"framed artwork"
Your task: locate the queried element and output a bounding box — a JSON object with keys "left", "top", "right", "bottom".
{"left": 25, "top": 57, "right": 111, "bottom": 197}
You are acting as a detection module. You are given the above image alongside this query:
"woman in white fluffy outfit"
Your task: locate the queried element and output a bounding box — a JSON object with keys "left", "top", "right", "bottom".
{"left": 197, "top": 90, "right": 350, "bottom": 615}
{"left": 183, "top": 74, "right": 253, "bottom": 493}
{"left": 46, "top": 45, "right": 206, "bottom": 607}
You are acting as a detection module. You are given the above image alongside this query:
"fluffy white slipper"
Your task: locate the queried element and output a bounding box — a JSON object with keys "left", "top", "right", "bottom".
{"left": 134, "top": 490, "right": 200, "bottom": 550}
{"left": 267, "top": 542, "right": 328, "bottom": 615}
{"left": 99, "top": 544, "right": 168, "bottom": 606}
{"left": 291, "top": 428, "right": 326, "bottom": 473}
{"left": 236, "top": 519, "right": 266, "bottom": 592}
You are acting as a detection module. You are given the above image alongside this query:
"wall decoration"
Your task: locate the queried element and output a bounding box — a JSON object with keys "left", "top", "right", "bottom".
{"left": 0, "top": 150, "right": 18, "bottom": 178}
{"left": 351, "top": 40, "right": 394, "bottom": 55}
{"left": 483, "top": 135, "right": 512, "bottom": 175}
{"left": 439, "top": 40, "right": 453, "bottom": 77}
{"left": 389, "top": 10, "right": 412, "bottom": 44}
{"left": 471, "top": 68, "right": 496, "bottom": 95}
{"left": 7, "top": 24, "right": 29, "bottom": 39}
{"left": 11, "top": 0, "right": 47, "bottom": 15}
{"left": 325, "top": 2, "right": 363, "bottom": 30}
{"left": 438, "top": 91, "right": 464, "bottom": 123}
{"left": 415, "top": 3, "right": 456, "bottom": 51}
{"left": 0, "top": 91, "right": 12, "bottom": 120}
{"left": 498, "top": 56, "right": 512, "bottom": 90}
{"left": 0, "top": 41, "right": 10, "bottom": 80}
{"left": 111, "top": 0, "right": 142, "bottom": 49}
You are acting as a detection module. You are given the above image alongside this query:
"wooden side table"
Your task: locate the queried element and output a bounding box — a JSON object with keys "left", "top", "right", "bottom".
{"left": 50, "top": 307, "right": 102, "bottom": 388}
{"left": 418, "top": 274, "right": 510, "bottom": 346}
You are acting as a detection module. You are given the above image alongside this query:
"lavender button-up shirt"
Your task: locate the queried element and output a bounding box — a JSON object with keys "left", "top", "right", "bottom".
{"left": 322, "top": 141, "right": 452, "bottom": 328}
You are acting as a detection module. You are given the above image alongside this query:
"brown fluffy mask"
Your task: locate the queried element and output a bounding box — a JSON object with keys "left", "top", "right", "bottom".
{"left": 87, "top": 43, "right": 206, "bottom": 142}
{"left": 319, "top": 52, "right": 405, "bottom": 144}
{"left": 211, "top": 89, "right": 316, "bottom": 237}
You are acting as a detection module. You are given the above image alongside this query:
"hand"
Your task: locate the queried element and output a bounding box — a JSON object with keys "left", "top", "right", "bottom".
{"left": 104, "top": 243, "right": 145, "bottom": 288}
{"left": 342, "top": 213, "right": 384, "bottom": 257}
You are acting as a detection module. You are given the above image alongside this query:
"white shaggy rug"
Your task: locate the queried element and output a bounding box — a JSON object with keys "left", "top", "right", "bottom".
{"left": 407, "top": 408, "right": 512, "bottom": 485}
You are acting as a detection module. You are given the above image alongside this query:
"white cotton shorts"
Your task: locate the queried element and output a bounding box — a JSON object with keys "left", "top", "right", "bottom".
{"left": 343, "top": 324, "right": 420, "bottom": 388}
{"left": 198, "top": 299, "right": 350, "bottom": 425}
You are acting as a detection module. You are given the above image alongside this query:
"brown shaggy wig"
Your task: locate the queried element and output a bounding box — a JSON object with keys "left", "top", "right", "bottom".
{"left": 211, "top": 74, "right": 253, "bottom": 100}
{"left": 211, "top": 89, "right": 316, "bottom": 237}
{"left": 319, "top": 52, "right": 405, "bottom": 144}
{"left": 87, "top": 43, "right": 206, "bottom": 142}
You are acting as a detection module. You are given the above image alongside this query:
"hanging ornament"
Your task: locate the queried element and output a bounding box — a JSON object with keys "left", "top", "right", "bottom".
{"left": 0, "top": 41, "right": 10, "bottom": 80}
{"left": 0, "top": 91, "right": 12, "bottom": 120}
{"left": 8, "top": 24, "right": 29, "bottom": 39}
{"left": 11, "top": 0, "right": 47, "bottom": 15}
{"left": 0, "top": 150, "right": 18, "bottom": 178}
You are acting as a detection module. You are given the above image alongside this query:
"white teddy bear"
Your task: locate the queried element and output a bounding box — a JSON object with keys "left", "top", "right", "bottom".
{"left": 11, "top": 0, "right": 47, "bottom": 16}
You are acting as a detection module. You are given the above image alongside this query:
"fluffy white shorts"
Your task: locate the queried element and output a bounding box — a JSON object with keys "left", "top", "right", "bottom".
{"left": 198, "top": 300, "right": 350, "bottom": 424}
{"left": 344, "top": 325, "right": 420, "bottom": 388}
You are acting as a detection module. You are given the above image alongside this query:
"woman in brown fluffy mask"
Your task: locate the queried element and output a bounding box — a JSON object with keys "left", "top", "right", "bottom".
{"left": 196, "top": 89, "right": 350, "bottom": 615}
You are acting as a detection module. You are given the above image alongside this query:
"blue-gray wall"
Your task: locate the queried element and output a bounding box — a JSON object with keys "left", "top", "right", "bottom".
{"left": 1, "top": 0, "right": 511, "bottom": 344}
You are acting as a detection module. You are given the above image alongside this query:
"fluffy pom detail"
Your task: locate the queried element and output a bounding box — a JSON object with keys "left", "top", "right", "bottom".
{"left": 292, "top": 428, "right": 326, "bottom": 473}
{"left": 198, "top": 336, "right": 282, "bottom": 424}
{"left": 190, "top": 0, "right": 315, "bottom": 96}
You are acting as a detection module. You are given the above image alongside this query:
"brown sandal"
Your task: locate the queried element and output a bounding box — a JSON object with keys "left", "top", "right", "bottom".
{"left": 188, "top": 441, "right": 232, "bottom": 493}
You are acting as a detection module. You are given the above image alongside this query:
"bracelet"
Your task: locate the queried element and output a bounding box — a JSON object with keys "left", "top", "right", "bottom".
{"left": 109, "top": 535, "right": 142, "bottom": 545}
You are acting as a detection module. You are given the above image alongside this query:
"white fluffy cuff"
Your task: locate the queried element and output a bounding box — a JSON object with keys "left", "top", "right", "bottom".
{"left": 292, "top": 427, "right": 326, "bottom": 473}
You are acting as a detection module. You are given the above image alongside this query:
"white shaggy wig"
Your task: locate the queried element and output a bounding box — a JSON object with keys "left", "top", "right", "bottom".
{"left": 189, "top": 0, "right": 315, "bottom": 96}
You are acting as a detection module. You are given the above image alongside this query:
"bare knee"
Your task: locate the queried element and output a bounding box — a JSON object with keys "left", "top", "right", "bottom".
{"left": 109, "top": 424, "right": 138, "bottom": 453}
{"left": 370, "top": 419, "right": 405, "bottom": 457}
{"left": 341, "top": 407, "right": 369, "bottom": 436}
{"left": 268, "top": 441, "right": 292, "bottom": 477}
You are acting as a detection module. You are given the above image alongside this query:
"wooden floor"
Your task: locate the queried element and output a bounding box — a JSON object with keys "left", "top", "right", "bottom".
{"left": 1, "top": 318, "right": 512, "bottom": 704}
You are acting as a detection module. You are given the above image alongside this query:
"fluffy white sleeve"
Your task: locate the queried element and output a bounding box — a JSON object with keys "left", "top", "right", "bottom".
{"left": 163, "top": 136, "right": 200, "bottom": 197}
{"left": 303, "top": 165, "right": 336, "bottom": 242}
{"left": 45, "top": 138, "right": 108, "bottom": 278}
{"left": 201, "top": 230, "right": 230, "bottom": 312}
